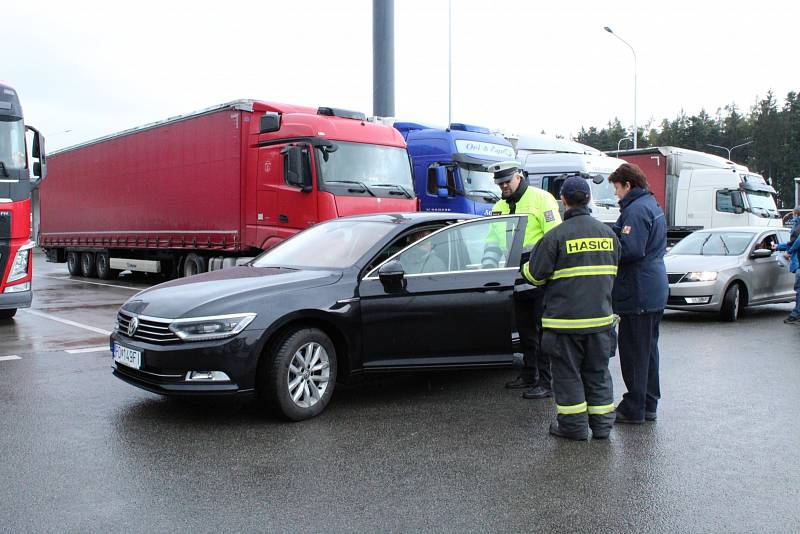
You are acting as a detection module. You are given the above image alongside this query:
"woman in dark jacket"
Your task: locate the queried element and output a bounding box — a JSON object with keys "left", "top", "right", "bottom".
{"left": 608, "top": 163, "right": 668, "bottom": 424}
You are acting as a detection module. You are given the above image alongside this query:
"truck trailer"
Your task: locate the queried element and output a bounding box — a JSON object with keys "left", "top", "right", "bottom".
{"left": 609, "top": 146, "right": 783, "bottom": 241}
{"left": 40, "top": 100, "right": 417, "bottom": 279}
{"left": 0, "top": 81, "right": 47, "bottom": 319}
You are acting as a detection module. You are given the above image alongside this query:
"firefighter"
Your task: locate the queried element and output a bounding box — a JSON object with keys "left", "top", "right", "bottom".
{"left": 483, "top": 161, "right": 561, "bottom": 399}
{"left": 522, "top": 176, "right": 621, "bottom": 440}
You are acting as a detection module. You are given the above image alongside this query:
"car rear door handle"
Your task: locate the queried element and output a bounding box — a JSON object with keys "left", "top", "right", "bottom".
{"left": 480, "top": 282, "right": 502, "bottom": 294}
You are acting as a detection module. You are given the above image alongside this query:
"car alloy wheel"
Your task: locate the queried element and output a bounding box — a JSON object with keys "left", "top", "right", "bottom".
{"left": 287, "top": 341, "right": 331, "bottom": 408}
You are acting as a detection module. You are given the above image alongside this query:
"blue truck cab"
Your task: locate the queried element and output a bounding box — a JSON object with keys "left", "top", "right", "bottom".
{"left": 394, "top": 122, "right": 516, "bottom": 215}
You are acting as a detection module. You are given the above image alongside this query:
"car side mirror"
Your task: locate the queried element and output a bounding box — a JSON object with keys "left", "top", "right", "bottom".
{"left": 378, "top": 260, "right": 406, "bottom": 291}
{"left": 751, "top": 248, "right": 773, "bottom": 259}
{"left": 281, "top": 145, "right": 311, "bottom": 192}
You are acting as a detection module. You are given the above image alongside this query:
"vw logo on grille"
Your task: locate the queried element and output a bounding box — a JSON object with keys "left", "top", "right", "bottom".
{"left": 128, "top": 316, "right": 139, "bottom": 337}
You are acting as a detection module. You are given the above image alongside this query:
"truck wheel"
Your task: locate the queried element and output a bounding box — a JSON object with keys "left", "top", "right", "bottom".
{"left": 80, "top": 252, "right": 97, "bottom": 278}
{"left": 259, "top": 327, "right": 337, "bottom": 421}
{"left": 66, "top": 252, "right": 80, "bottom": 276}
{"left": 720, "top": 283, "right": 742, "bottom": 322}
{"left": 182, "top": 253, "right": 206, "bottom": 277}
{"left": 0, "top": 309, "right": 16, "bottom": 320}
{"left": 95, "top": 252, "right": 119, "bottom": 280}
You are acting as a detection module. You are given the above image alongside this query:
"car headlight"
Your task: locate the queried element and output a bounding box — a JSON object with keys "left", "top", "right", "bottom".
{"left": 683, "top": 271, "right": 718, "bottom": 282}
{"left": 169, "top": 313, "right": 257, "bottom": 341}
{"left": 7, "top": 248, "right": 31, "bottom": 282}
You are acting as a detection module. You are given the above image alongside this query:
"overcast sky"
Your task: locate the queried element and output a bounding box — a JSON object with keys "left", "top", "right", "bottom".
{"left": 4, "top": 0, "right": 798, "bottom": 151}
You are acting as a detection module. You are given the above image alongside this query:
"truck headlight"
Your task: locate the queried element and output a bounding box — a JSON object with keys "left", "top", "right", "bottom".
{"left": 683, "top": 271, "right": 718, "bottom": 282}
{"left": 7, "top": 248, "right": 31, "bottom": 282}
{"left": 169, "top": 313, "right": 256, "bottom": 341}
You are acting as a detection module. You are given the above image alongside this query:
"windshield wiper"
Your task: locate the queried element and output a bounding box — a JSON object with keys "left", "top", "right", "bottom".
{"left": 325, "top": 180, "right": 377, "bottom": 197}
{"left": 0, "top": 161, "right": 9, "bottom": 178}
{"left": 699, "top": 233, "right": 713, "bottom": 255}
{"left": 374, "top": 183, "right": 412, "bottom": 198}
{"left": 469, "top": 189, "right": 500, "bottom": 202}
{"left": 594, "top": 200, "right": 617, "bottom": 208}
{"left": 718, "top": 236, "right": 731, "bottom": 255}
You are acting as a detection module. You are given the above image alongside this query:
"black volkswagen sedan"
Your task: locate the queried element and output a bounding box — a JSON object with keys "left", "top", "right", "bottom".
{"left": 111, "top": 213, "right": 528, "bottom": 420}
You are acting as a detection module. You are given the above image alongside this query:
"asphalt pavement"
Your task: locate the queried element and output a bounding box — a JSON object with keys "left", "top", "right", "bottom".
{"left": 1, "top": 255, "right": 798, "bottom": 533}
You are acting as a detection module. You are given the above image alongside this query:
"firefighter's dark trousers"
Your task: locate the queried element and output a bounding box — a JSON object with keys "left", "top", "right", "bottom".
{"left": 514, "top": 290, "right": 550, "bottom": 387}
{"left": 542, "top": 328, "right": 616, "bottom": 436}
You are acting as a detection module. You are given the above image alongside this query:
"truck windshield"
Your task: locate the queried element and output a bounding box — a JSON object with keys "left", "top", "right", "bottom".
{"left": 251, "top": 220, "right": 396, "bottom": 269}
{"left": 0, "top": 118, "right": 27, "bottom": 170}
{"left": 745, "top": 191, "right": 779, "bottom": 218}
{"left": 668, "top": 231, "right": 754, "bottom": 256}
{"left": 317, "top": 141, "right": 415, "bottom": 198}
{"left": 589, "top": 176, "right": 618, "bottom": 207}
{"left": 458, "top": 164, "right": 500, "bottom": 201}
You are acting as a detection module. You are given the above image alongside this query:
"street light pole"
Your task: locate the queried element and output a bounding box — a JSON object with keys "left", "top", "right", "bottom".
{"left": 448, "top": 0, "right": 452, "bottom": 125}
{"left": 604, "top": 26, "right": 637, "bottom": 149}
{"left": 707, "top": 140, "right": 753, "bottom": 161}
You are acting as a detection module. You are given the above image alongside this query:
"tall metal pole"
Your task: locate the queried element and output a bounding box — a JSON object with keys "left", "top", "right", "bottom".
{"left": 373, "top": 0, "right": 395, "bottom": 117}
{"left": 448, "top": 0, "right": 452, "bottom": 125}
{"left": 604, "top": 27, "right": 637, "bottom": 149}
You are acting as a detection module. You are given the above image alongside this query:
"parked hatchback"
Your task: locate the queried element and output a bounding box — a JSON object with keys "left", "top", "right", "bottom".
{"left": 665, "top": 227, "right": 794, "bottom": 321}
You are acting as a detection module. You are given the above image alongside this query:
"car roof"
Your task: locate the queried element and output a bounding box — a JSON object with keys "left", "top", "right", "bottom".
{"left": 334, "top": 212, "right": 481, "bottom": 224}
{"left": 692, "top": 226, "right": 786, "bottom": 234}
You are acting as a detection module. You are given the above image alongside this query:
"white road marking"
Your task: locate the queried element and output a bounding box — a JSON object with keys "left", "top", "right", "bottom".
{"left": 20, "top": 309, "right": 112, "bottom": 336}
{"left": 0, "top": 355, "right": 22, "bottom": 362}
{"left": 65, "top": 346, "right": 110, "bottom": 354}
{"left": 38, "top": 275, "right": 142, "bottom": 292}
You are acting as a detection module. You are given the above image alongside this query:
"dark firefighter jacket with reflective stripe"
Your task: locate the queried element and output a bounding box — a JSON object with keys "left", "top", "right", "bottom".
{"left": 522, "top": 206, "right": 621, "bottom": 334}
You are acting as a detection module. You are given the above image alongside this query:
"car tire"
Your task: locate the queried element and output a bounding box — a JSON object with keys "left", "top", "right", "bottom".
{"left": 0, "top": 308, "right": 16, "bottom": 320}
{"left": 182, "top": 253, "right": 206, "bottom": 278}
{"left": 66, "top": 251, "right": 80, "bottom": 276}
{"left": 720, "top": 283, "right": 742, "bottom": 322}
{"left": 95, "top": 251, "right": 120, "bottom": 280}
{"left": 261, "top": 327, "right": 337, "bottom": 421}
{"left": 80, "top": 252, "right": 96, "bottom": 278}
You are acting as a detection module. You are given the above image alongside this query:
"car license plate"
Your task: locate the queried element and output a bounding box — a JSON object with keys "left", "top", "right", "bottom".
{"left": 113, "top": 342, "right": 142, "bottom": 370}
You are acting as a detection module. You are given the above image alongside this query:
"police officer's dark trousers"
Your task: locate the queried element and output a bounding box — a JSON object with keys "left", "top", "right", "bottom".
{"left": 617, "top": 312, "right": 662, "bottom": 421}
{"left": 514, "top": 290, "right": 550, "bottom": 387}
{"left": 543, "top": 329, "right": 615, "bottom": 437}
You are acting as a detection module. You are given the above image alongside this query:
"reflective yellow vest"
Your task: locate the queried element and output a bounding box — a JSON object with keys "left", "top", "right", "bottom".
{"left": 491, "top": 185, "right": 562, "bottom": 249}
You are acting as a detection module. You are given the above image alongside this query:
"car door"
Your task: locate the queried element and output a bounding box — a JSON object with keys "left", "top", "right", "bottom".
{"left": 358, "top": 215, "right": 526, "bottom": 369}
{"left": 775, "top": 229, "right": 796, "bottom": 300}
{"left": 748, "top": 231, "right": 783, "bottom": 302}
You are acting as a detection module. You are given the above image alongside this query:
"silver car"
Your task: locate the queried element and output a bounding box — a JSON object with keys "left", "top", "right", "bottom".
{"left": 665, "top": 226, "right": 795, "bottom": 321}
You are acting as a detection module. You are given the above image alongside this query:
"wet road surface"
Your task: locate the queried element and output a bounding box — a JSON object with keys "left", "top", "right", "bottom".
{"left": 1, "top": 255, "right": 798, "bottom": 533}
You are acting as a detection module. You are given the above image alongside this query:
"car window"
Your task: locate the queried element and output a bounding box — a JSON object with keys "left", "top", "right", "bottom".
{"left": 364, "top": 225, "right": 448, "bottom": 273}
{"left": 753, "top": 233, "right": 778, "bottom": 251}
{"left": 387, "top": 217, "right": 520, "bottom": 275}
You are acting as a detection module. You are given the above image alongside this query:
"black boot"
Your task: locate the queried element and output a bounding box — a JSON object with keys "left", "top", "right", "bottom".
{"left": 522, "top": 385, "right": 553, "bottom": 399}
{"left": 505, "top": 374, "right": 537, "bottom": 389}
{"left": 549, "top": 421, "right": 588, "bottom": 441}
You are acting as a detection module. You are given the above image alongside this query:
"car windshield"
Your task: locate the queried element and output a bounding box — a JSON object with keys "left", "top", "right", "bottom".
{"left": 317, "top": 141, "right": 415, "bottom": 198}
{"left": 0, "top": 118, "right": 27, "bottom": 170}
{"left": 589, "top": 175, "right": 617, "bottom": 207}
{"left": 668, "top": 231, "right": 754, "bottom": 256}
{"left": 251, "top": 220, "right": 396, "bottom": 269}
{"left": 458, "top": 164, "right": 500, "bottom": 201}
{"left": 746, "top": 191, "right": 779, "bottom": 217}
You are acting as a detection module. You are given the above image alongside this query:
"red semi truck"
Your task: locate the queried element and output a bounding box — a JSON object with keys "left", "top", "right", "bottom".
{"left": 1, "top": 82, "right": 47, "bottom": 320}
{"left": 40, "top": 100, "right": 417, "bottom": 279}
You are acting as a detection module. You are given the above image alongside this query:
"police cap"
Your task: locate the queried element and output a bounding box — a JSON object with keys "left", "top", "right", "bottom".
{"left": 485, "top": 161, "right": 522, "bottom": 184}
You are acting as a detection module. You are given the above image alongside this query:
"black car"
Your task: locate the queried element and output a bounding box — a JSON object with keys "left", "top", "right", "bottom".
{"left": 111, "top": 213, "right": 529, "bottom": 420}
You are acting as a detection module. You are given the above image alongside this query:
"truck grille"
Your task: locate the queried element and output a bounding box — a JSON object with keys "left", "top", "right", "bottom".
{"left": 117, "top": 310, "right": 180, "bottom": 344}
{"left": 667, "top": 273, "right": 686, "bottom": 284}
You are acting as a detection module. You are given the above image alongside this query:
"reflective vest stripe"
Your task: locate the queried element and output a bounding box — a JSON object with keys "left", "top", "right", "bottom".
{"left": 521, "top": 263, "right": 546, "bottom": 286}
{"left": 557, "top": 402, "right": 588, "bottom": 415}
{"left": 542, "top": 315, "right": 616, "bottom": 329}
{"left": 587, "top": 404, "right": 615, "bottom": 415}
{"left": 550, "top": 265, "right": 618, "bottom": 280}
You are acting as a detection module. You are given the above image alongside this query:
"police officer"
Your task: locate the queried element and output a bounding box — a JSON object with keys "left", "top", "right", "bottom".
{"left": 607, "top": 163, "right": 668, "bottom": 424}
{"left": 484, "top": 161, "right": 561, "bottom": 399}
{"left": 522, "top": 176, "right": 621, "bottom": 440}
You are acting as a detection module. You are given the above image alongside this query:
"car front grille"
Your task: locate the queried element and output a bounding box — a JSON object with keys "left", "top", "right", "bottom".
{"left": 117, "top": 311, "right": 180, "bottom": 344}
{"left": 667, "top": 273, "right": 686, "bottom": 284}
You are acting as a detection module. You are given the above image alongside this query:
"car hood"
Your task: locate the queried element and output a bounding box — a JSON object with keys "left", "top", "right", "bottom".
{"left": 120, "top": 267, "right": 342, "bottom": 319}
{"left": 664, "top": 254, "right": 741, "bottom": 273}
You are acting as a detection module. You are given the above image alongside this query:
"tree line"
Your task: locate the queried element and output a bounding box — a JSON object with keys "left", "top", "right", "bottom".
{"left": 575, "top": 90, "right": 800, "bottom": 207}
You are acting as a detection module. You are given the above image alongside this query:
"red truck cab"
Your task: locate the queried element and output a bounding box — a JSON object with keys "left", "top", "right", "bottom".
{"left": 0, "top": 82, "right": 46, "bottom": 319}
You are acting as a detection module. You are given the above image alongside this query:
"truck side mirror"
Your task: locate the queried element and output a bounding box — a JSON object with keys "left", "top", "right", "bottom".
{"left": 27, "top": 126, "right": 47, "bottom": 182}
{"left": 282, "top": 145, "right": 311, "bottom": 192}
{"left": 434, "top": 166, "right": 447, "bottom": 188}
{"left": 731, "top": 191, "right": 744, "bottom": 214}
{"left": 260, "top": 112, "right": 281, "bottom": 133}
